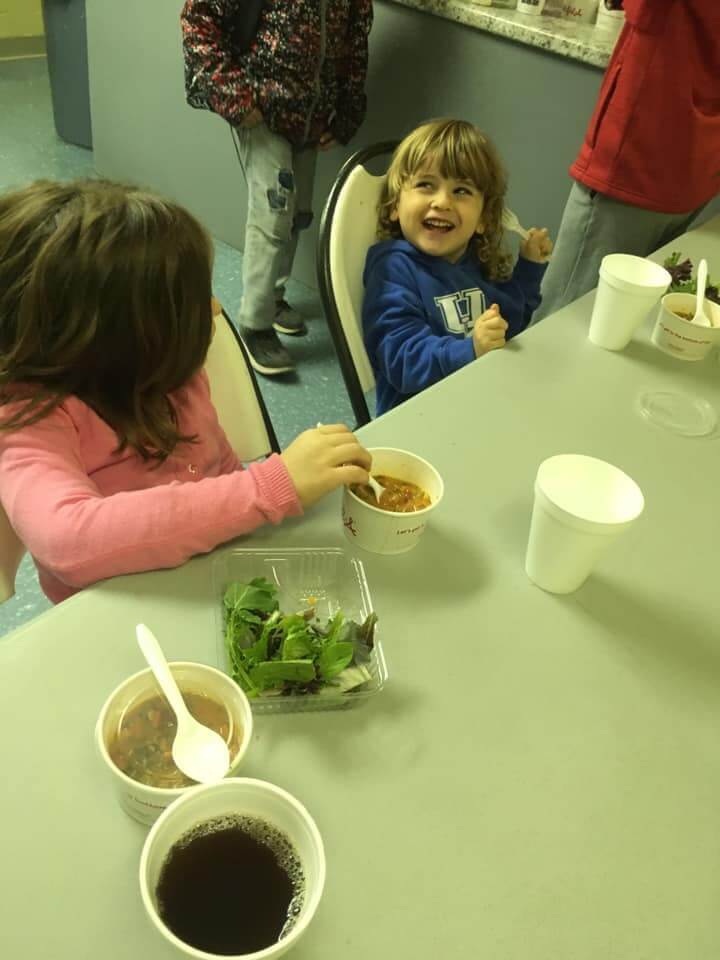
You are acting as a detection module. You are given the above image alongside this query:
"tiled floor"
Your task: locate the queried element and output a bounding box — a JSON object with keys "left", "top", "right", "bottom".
{"left": 0, "top": 57, "right": 354, "bottom": 637}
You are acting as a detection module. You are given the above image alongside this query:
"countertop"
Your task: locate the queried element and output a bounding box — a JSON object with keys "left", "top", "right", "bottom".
{"left": 386, "top": 0, "right": 619, "bottom": 68}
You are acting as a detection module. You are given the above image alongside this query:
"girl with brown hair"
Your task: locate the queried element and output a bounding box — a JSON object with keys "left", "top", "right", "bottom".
{"left": 0, "top": 178, "right": 370, "bottom": 602}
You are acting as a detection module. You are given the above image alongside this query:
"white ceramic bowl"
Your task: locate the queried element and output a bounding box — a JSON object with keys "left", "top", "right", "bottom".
{"left": 651, "top": 292, "right": 720, "bottom": 361}
{"left": 342, "top": 447, "right": 444, "bottom": 555}
{"left": 95, "top": 662, "right": 253, "bottom": 825}
{"left": 139, "top": 778, "right": 326, "bottom": 960}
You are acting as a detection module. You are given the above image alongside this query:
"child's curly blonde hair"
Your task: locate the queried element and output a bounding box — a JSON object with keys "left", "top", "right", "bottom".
{"left": 377, "top": 118, "right": 511, "bottom": 281}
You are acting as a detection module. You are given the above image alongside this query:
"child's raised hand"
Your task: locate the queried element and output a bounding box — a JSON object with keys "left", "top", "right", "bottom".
{"left": 472, "top": 304, "right": 508, "bottom": 358}
{"left": 520, "top": 227, "right": 553, "bottom": 263}
{"left": 281, "top": 424, "right": 371, "bottom": 508}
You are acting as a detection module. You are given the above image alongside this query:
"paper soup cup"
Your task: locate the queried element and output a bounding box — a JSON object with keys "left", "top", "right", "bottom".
{"left": 139, "top": 778, "right": 326, "bottom": 960}
{"left": 342, "top": 447, "right": 444, "bottom": 555}
{"left": 96, "top": 662, "right": 253, "bottom": 826}
{"left": 651, "top": 292, "right": 720, "bottom": 361}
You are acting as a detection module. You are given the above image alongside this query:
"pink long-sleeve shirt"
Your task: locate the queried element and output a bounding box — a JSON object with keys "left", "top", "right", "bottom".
{"left": 0, "top": 371, "right": 302, "bottom": 603}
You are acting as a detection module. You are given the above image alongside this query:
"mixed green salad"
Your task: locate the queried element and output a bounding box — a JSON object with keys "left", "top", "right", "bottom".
{"left": 223, "top": 578, "right": 378, "bottom": 698}
{"left": 664, "top": 252, "right": 720, "bottom": 303}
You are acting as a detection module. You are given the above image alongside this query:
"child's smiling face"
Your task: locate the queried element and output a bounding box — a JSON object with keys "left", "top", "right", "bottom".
{"left": 390, "top": 161, "right": 486, "bottom": 264}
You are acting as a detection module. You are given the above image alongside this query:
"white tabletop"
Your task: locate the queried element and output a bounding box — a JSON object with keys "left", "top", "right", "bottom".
{"left": 2, "top": 219, "right": 720, "bottom": 960}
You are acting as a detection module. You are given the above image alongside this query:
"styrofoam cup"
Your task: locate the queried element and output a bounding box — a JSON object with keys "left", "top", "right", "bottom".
{"left": 139, "top": 778, "right": 325, "bottom": 959}
{"left": 342, "top": 447, "right": 443, "bottom": 555}
{"left": 589, "top": 254, "right": 671, "bottom": 350}
{"left": 651, "top": 292, "right": 720, "bottom": 361}
{"left": 96, "top": 662, "right": 253, "bottom": 825}
{"left": 525, "top": 454, "right": 645, "bottom": 594}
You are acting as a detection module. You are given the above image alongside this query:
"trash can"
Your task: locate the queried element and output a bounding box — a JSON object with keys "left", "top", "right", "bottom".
{"left": 42, "top": 0, "right": 93, "bottom": 148}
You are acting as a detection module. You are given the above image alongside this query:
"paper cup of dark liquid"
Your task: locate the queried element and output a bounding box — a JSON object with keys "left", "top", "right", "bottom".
{"left": 342, "top": 447, "right": 444, "bottom": 555}
{"left": 140, "top": 778, "right": 326, "bottom": 960}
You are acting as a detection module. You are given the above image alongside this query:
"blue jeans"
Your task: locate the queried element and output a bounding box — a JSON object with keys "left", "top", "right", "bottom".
{"left": 234, "top": 123, "right": 318, "bottom": 332}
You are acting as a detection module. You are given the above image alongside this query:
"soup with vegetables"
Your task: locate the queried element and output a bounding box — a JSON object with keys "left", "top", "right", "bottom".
{"left": 351, "top": 475, "right": 431, "bottom": 513}
{"left": 108, "top": 691, "right": 239, "bottom": 788}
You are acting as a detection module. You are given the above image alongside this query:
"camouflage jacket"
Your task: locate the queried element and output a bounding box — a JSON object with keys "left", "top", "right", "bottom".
{"left": 180, "top": 0, "right": 373, "bottom": 147}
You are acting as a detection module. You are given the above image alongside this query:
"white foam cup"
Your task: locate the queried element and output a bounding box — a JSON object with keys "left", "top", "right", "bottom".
{"left": 525, "top": 454, "right": 644, "bottom": 594}
{"left": 589, "top": 254, "right": 671, "bottom": 350}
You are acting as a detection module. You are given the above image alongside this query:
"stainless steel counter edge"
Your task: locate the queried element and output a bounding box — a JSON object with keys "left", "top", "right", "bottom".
{"left": 386, "top": 0, "right": 618, "bottom": 68}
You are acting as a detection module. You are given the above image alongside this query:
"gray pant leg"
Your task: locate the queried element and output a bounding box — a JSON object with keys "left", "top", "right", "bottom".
{"left": 236, "top": 123, "right": 298, "bottom": 332}
{"left": 534, "top": 181, "right": 706, "bottom": 323}
{"left": 274, "top": 145, "right": 318, "bottom": 302}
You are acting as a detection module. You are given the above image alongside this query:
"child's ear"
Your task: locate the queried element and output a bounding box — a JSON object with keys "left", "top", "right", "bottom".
{"left": 389, "top": 206, "right": 399, "bottom": 223}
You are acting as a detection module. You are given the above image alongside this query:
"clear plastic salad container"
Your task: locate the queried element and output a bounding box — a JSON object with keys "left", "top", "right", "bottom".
{"left": 212, "top": 547, "right": 388, "bottom": 713}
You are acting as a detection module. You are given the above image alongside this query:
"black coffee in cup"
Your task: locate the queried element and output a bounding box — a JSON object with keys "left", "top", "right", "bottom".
{"left": 156, "top": 814, "right": 304, "bottom": 955}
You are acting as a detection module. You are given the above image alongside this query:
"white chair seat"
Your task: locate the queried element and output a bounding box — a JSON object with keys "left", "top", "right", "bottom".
{"left": 317, "top": 141, "right": 398, "bottom": 427}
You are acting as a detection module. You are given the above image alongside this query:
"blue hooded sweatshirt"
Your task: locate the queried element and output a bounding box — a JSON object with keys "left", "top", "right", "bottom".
{"left": 362, "top": 239, "right": 547, "bottom": 415}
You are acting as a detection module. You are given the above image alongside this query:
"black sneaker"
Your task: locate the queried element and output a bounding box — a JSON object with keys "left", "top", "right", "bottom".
{"left": 240, "top": 327, "right": 295, "bottom": 376}
{"left": 273, "top": 300, "right": 308, "bottom": 336}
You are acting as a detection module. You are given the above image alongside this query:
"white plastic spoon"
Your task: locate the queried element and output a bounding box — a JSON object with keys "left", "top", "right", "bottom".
{"left": 692, "top": 258, "right": 711, "bottom": 327}
{"left": 366, "top": 475, "right": 386, "bottom": 503}
{"left": 135, "top": 624, "right": 230, "bottom": 784}
{"left": 316, "top": 421, "right": 385, "bottom": 502}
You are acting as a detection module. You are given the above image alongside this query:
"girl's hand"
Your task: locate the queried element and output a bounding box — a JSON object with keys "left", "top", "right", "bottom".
{"left": 281, "top": 424, "right": 371, "bottom": 508}
{"left": 240, "top": 107, "right": 264, "bottom": 129}
{"left": 520, "top": 227, "right": 553, "bottom": 263}
{"left": 472, "top": 304, "right": 508, "bottom": 357}
{"left": 318, "top": 131, "right": 338, "bottom": 151}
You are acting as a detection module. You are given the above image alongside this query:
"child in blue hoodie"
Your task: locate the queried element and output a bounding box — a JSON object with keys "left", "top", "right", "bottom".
{"left": 362, "top": 119, "right": 553, "bottom": 415}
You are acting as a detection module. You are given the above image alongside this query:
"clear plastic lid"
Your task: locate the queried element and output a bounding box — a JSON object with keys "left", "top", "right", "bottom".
{"left": 637, "top": 389, "right": 718, "bottom": 438}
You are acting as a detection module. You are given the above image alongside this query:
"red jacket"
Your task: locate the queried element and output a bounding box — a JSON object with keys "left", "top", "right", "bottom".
{"left": 571, "top": 0, "right": 720, "bottom": 214}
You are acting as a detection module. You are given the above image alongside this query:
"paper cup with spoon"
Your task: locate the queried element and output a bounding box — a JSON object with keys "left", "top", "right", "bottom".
{"left": 135, "top": 624, "right": 230, "bottom": 784}
{"left": 342, "top": 447, "right": 444, "bottom": 555}
{"left": 95, "top": 627, "right": 252, "bottom": 825}
{"left": 651, "top": 259, "right": 720, "bottom": 360}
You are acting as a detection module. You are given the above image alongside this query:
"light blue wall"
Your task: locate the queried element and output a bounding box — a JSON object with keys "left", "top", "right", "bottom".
{"left": 87, "top": 1, "right": 716, "bottom": 287}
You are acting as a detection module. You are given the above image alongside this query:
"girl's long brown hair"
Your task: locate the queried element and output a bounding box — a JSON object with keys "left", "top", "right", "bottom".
{"left": 0, "top": 179, "right": 214, "bottom": 460}
{"left": 377, "top": 118, "right": 511, "bottom": 281}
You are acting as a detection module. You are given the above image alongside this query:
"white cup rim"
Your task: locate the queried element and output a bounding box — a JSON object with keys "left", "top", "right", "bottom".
{"left": 599, "top": 254, "right": 671, "bottom": 292}
{"left": 346, "top": 447, "right": 444, "bottom": 517}
{"left": 95, "top": 662, "right": 253, "bottom": 798}
{"left": 536, "top": 454, "right": 645, "bottom": 528}
{"left": 139, "top": 777, "right": 326, "bottom": 960}
{"left": 534, "top": 485, "right": 639, "bottom": 536}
